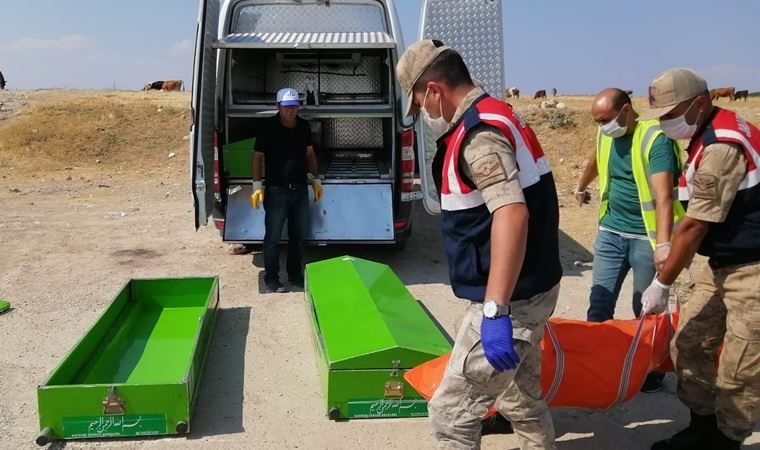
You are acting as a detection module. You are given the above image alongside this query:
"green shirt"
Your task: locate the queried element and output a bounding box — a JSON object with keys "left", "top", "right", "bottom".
{"left": 600, "top": 133, "right": 679, "bottom": 235}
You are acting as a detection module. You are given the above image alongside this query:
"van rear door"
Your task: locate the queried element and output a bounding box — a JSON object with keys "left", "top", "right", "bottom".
{"left": 417, "top": 0, "right": 506, "bottom": 215}
{"left": 214, "top": 1, "right": 400, "bottom": 244}
{"left": 190, "top": 0, "right": 221, "bottom": 229}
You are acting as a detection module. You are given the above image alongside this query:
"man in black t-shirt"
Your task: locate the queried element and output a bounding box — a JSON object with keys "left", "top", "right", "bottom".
{"left": 251, "top": 88, "right": 322, "bottom": 293}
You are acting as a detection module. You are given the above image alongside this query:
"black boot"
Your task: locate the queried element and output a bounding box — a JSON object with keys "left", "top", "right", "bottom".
{"left": 480, "top": 413, "right": 514, "bottom": 435}
{"left": 706, "top": 429, "right": 741, "bottom": 450}
{"left": 651, "top": 411, "right": 717, "bottom": 450}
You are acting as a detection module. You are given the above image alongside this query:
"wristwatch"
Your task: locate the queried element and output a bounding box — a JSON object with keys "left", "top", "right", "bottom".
{"left": 483, "top": 299, "right": 511, "bottom": 319}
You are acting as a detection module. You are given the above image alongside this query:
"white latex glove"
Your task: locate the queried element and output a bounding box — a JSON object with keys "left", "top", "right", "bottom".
{"left": 574, "top": 188, "right": 591, "bottom": 206}
{"left": 642, "top": 278, "right": 671, "bottom": 314}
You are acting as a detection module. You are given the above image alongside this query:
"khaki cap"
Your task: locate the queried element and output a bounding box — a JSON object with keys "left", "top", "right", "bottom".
{"left": 638, "top": 68, "right": 708, "bottom": 120}
{"left": 396, "top": 39, "right": 451, "bottom": 117}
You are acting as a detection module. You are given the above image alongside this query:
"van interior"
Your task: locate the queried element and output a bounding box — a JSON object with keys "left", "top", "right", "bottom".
{"left": 223, "top": 49, "right": 395, "bottom": 184}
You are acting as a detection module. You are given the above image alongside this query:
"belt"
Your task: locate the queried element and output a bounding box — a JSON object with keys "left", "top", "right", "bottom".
{"left": 269, "top": 183, "right": 306, "bottom": 190}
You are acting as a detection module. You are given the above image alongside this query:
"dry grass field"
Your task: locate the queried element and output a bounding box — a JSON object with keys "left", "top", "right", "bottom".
{"left": 3, "top": 90, "right": 759, "bottom": 202}
{"left": 0, "top": 90, "right": 190, "bottom": 178}
{"left": 1, "top": 90, "right": 759, "bottom": 449}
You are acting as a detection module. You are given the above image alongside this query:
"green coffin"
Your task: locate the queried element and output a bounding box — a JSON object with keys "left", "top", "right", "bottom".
{"left": 305, "top": 256, "right": 452, "bottom": 419}
{"left": 36, "top": 277, "right": 219, "bottom": 445}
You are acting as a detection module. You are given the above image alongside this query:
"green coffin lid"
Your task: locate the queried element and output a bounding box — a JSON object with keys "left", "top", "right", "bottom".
{"left": 306, "top": 256, "right": 451, "bottom": 370}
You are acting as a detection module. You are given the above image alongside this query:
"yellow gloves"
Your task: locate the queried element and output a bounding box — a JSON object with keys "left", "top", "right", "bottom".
{"left": 311, "top": 178, "right": 323, "bottom": 203}
{"left": 251, "top": 181, "right": 264, "bottom": 209}
{"left": 251, "top": 179, "right": 321, "bottom": 208}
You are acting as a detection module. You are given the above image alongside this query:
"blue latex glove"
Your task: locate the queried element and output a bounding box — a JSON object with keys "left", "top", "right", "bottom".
{"left": 481, "top": 315, "right": 520, "bottom": 372}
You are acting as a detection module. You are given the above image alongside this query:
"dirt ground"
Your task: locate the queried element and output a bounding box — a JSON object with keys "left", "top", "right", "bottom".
{"left": 1, "top": 90, "right": 758, "bottom": 449}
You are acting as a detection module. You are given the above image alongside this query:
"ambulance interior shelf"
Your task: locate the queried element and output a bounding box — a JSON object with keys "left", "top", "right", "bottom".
{"left": 223, "top": 116, "right": 392, "bottom": 182}
{"left": 227, "top": 49, "right": 392, "bottom": 108}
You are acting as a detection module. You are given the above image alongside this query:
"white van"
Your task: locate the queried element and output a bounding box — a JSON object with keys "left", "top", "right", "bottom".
{"left": 190, "top": 0, "right": 418, "bottom": 246}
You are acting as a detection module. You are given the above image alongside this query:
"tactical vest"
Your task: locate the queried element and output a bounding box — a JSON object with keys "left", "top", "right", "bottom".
{"left": 679, "top": 107, "right": 760, "bottom": 268}
{"left": 432, "top": 95, "right": 562, "bottom": 302}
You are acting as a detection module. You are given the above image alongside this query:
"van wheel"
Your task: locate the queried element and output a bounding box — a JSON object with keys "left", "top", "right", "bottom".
{"left": 391, "top": 240, "right": 407, "bottom": 251}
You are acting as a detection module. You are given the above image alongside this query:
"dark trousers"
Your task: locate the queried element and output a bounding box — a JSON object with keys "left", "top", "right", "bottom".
{"left": 263, "top": 186, "right": 308, "bottom": 283}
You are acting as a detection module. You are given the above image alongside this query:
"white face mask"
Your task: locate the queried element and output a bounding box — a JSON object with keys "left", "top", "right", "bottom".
{"left": 600, "top": 107, "right": 628, "bottom": 138}
{"left": 660, "top": 98, "right": 700, "bottom": 140}
{"left": 421, "top": 87, "right": 450, "bottom": 134}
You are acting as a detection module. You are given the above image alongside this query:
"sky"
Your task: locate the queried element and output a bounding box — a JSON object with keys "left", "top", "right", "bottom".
{"left": 1, "top": 0, "right": 759, "bottom": 94}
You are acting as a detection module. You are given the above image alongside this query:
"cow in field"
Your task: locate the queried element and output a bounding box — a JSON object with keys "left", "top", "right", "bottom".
{"left": 143, "top": 80, "right": 165, "bottom": 91}
{"left": 0, "top": 70, "right": 5, "bottom": 90}
{"left": 624, "top": 90, "right": 633, "bottom": 96}
{"left": 142, "top": 80, "right": 184, "bottom": 92}
{"left": 505, "top": 87, "right": 520, "bottom": 99}
{"left": 161, "top": 80, "right": 184, "bottom": 91}
{"left": 534, "top": 89, "right": 547, "bottom": 99}
{"left": 734, "top": 90, "right": 749, "bottom": 101}
{"left": 710, "top": 87, "right": 735, "bottom": 102}
{"left": 551, "top": 87, "right": 557, "bottom": 97}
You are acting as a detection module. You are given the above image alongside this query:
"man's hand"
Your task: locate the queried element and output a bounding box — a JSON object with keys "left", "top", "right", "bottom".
{"left": 641, "top": 278, "right": 670, "bottom": 314}
{"left": 574, "top": 189, "right": 591, "bottom": 206}
{"left": 481, "top": 316, "right": 520, "bottom": 372}
{"left": 311, "top": 178, "right": 323, "bottom": 202}
{"left": 654, "top": 242, "right": 671, "bottom": 272}
{"left": 251, "top": 181, "right": 264, "bottom": 209}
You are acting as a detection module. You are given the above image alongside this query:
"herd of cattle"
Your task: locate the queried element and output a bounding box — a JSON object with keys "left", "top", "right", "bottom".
{"left": 0, "top": 70, "right": 183, "bottom": 93}
{"left": 504, "top": 87, "right": 560, "bottom": 99}
{"left": 710, "top": 86, "right": 750, "bottom": 102}
{"left": 0, "top": 68, "right": 753, "bottom": 103}
{"left": 504, "top": 85, "right": 752, "bottom": 102}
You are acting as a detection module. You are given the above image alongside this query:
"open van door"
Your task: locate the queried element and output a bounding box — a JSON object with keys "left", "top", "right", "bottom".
{"left": 190, "top": 0, "right": 221, "bottom": 229}
{"left": 417, "top": 0, "right": 506, "bottom": 215}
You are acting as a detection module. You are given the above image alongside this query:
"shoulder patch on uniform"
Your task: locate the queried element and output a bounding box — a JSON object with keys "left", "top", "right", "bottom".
{"left": 468, "top": 153, "right": 508, "bottom": 191}
{"left": 692, "top": 173, "right": 717, "bottom": 200}
{"left": 463, "top": 107, "right": 482, "bottom": 131}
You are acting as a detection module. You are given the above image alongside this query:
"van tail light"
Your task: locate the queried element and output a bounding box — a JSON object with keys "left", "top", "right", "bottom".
{"left": 213, "top": 129, "right": 221, "bottom": 201}
{"left": 400, "top": 128, "right": 415, "bottom": 193}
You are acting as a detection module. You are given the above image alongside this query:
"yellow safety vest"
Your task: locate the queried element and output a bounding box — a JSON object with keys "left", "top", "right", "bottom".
{"left": 596, "top": 119, "right": 685, "bottom": 248}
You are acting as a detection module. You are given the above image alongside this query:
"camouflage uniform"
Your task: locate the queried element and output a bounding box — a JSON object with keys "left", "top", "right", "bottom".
{"left": 672, "top": 142, "right": 760, "bottom": 441}
{"left": 429, "top": 285, "right": 558, "bottom": 450}
{"left": 425, "top": 87, "right": 558, "bottom": 449}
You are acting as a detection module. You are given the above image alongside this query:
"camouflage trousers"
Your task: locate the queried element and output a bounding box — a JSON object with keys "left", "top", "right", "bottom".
{"left": 673, "top": 261, "right": 760, "bottom": 442}
{"left": 428, "top": 284, "right": 559, "bottom": 450}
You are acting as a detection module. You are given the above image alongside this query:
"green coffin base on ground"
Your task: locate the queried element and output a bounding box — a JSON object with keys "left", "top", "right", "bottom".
{"left": 306, "top": 256, "right": 452, "bottom": 419}
{"left": 36, "top": 277, "right": 219, "bottom": 445}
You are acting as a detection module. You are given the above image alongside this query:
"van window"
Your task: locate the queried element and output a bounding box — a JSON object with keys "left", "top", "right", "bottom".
{"left": 233, "top": 3, "right": 387, "bottom": 34}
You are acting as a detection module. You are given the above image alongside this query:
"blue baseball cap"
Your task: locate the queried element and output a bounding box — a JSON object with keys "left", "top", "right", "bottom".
{"left": 277, "top": 88, "right": 301, "bottom": 106}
